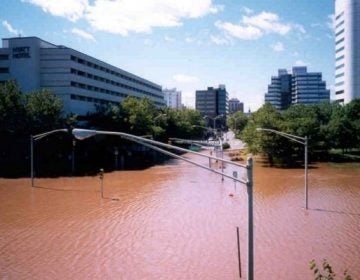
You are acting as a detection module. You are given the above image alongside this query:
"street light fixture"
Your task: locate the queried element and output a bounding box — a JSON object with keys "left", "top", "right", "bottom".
{"left": 31, "top": 129, "right": 69, "bottom": 187}
{"left": 256, "top": 127, "right": 309, "bottom": 210}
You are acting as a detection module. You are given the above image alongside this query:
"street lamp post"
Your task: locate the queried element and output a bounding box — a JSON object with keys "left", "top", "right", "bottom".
{"left": 204, "top": 114, "right": 224, "bottom": 140}
{"left": 256, "top": 128, "right": 309, "bottom": 209}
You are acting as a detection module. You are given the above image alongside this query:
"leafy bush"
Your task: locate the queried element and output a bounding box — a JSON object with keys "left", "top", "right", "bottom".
{"left": 222, "top": 142, "right": 230, "bottom": 150}
{"left": 310, "top": 259, "right": 352, "bottom": 280}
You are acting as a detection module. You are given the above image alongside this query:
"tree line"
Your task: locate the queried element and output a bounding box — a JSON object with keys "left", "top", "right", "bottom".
{"left": 228, "top": 101, "right": 360, "bottom": 166}
{"left": 0, "top": 80, "right": 206, "bottom": 177}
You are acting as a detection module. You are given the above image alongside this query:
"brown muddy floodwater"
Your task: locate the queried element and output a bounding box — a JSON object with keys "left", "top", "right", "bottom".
{"left": 0, "top": 153, "right": 360, "bottom": 280}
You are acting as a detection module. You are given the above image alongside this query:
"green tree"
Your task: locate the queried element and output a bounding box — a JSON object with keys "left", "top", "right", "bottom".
{"left": 25, "top": 89, "right": 64, "bottom": 133}
{"left": 122, "top": 96, "right": 157, "bottom": 136}
{"left": 280, "top": 104, "right": 320, "bottom": 164}
{"left": 163, "top": 107, "right": 205, "bottom": 139}
{"left": 0, "top": 80, "right": 26, "bottom": 133}
{"left": 227, "top": 111, "right": 248, "bottom": 136}
{"left": 344, "top": 99, "right": 360, "bottom": 149}
{"left": 241, "top": 103, "right": 283, "bottom": 164}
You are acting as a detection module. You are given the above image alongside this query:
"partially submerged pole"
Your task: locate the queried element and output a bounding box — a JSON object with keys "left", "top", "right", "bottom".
{"left": 305, "top": 136, "right": 308, "bottom": 210}
{"left": 246, "top": 157, "right": 254, "bottom": 280}
{"left": 99, "top": 168, "right": 104, "bottom": 199}
{"left": 237, "top": 226, "right": 242, "bottom": 278}
{"left": 30, "top": 135, "right": 34, "bottom": 187}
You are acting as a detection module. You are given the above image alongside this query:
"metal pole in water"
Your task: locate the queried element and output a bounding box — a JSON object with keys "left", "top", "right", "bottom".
{"left": 246, "top": 157, "right": 254, "bottom": 280}
{"left": 305, "top": 136, "right": 308, "bottom": 210}
{"left": 237, "top": 226, "right": 242, "bottom": 278}
{"left": 221, "top": 148, "right": 224, "bottom": 182}
{"left": 30, "top": 135, "right": 34, "bottom": 187}
{"left": 99, "top": 168, "right": 104, "bottom": 199}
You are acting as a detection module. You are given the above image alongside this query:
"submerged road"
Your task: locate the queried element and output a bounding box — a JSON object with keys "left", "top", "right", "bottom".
{"left": 0, "top": 150, "right": 360, "bottom": 279}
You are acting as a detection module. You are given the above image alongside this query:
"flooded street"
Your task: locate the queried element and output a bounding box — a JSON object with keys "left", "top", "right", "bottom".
{"left": 1, "top": 155, "right": 360, "bottom": 279}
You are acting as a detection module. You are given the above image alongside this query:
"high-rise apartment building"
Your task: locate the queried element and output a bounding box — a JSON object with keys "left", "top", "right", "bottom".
{"left": 163, "top": 88, "right": 182, "bottom": 109}
{"left": 0, "top": 37, "right": 164, "bottom": 115}
{"left": 195, "top": 85, "right": 228, "bottom": 128}
{"left": 228, "top": 98, "right": 244, "bottom": 114}
{"left": 265, "top": 67, "right": 330, "bottom": 110}
{"left": 334, "top": 0, "right": 360, "bottom": 104}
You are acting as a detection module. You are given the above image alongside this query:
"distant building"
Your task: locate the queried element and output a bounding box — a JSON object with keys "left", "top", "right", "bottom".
{"left": 292, "top": 67, "right": 330, "bottom": 105}
{"left": 195, "top": 84, "right": 228, "bottom": 128}
{"left": 264, "top": 69, "right": 292, "bottom": 110}
{"left": 228, "top": 98, "right": 244, "bottom": 114}
{"left": 265, "top": 67, "right": 330, "bottom": 110}
{"left": 0, "top": 36, "right": 164, "bottom": 116}
{"left": 334, "top": 0, "right": 360, "bottom": 104}
{"left": 163, "top": 88, "right": 181, "bottom": 109}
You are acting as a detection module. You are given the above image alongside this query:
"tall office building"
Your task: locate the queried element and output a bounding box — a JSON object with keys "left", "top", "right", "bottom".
{"left": 292, "top": 67, "right": 330, "bottom": 104}
{"left": 195, "top": 84, "right": 228, "bottom": 128}
{"left": 163, "top": 88, "right": 182, "bottom": 109}
{"left": 265, "top": 67, "right": 330, "bottom": 110}
{"left": 334, "top": 0, "right": 360, "bottom": 104}
{"left": 264, "top": 69, "right": 292, "bottom": 110}
{"left": 0, "top": 37, "right": 164, "bottom": 115}
{"left": 228, "top": 98, "right": 244, "bottom": 114}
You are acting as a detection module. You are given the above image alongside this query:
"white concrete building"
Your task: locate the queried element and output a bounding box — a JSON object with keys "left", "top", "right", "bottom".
{"left": 163, "top": 88, "right": 181, "bottom": 109}
{"left": 335, "top": 0, "right": 360, "bottom": 104}
{"left": 0, "top": 37, "right": 164, "bottom": 115}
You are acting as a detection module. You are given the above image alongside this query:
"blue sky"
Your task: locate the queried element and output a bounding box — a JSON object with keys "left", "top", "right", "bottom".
{"left": 0, "top": 0, "right": 335, "bottom": 111}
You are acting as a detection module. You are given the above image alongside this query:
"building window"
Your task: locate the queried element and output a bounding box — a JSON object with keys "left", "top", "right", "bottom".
{"left": 335, "top": 20, "right": 344, "bottom": 29}
{"left": 335, "top": 12, "right": 344, "bottom": 20}
{"left": 335, "top": 38, "right": 345, "bottom": 45}
{"left": 336, "top": 46, "right": 345, "bottom": 53}
{"left": 0, "top": 54, "right": 9, "bottom": 60}
{"left": 335, "top": 81, "right": 344, "bottom": 86}
{"left": 336, "top": 55, "right": 345, "bottom": 61}
{"left": 335, "top": 29, "right": 344, "bottom": 37}
{"left": 336, "top": 64, "right": 344, "bottom": 70}
{"left": 0, "top": 67, "right": 9, "bottom": 73}
{"left": 336, "top": 90, "right": 344, "bottom": 95}
{"left": 335, "top": 72, "right": 344, "bottom": 78}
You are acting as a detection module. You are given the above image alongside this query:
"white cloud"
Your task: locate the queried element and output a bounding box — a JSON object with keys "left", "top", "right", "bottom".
{"left": 242, "top": 6, "right": 253, "bottom": 15}
{"left": 86, "top": 0, "right": 220, "bottom": 35}
{"left": 292, "top": 23, "right": 306, "bottom": 34}
{"left": 215, "top": 11, "right": 305, "bottom": 41}
{"left": 271, "top": 42, "right": 284, "bottom": 52}
{"left": 71, "top": 28, "right": 96, "bottom": 42}
{"left": 185, "top": 37, "right": 195, "bottom": 43}
{"left": 164, "top": 35, "right": 175, "bottom": 42}
{"left": 173, "top": 74, "right": 198, "bottom": 83}
{"left": 23, "top": 0, "right": 88, "bottom": 21}
{"left": 23, "top": 0, "right": 228, "bottom": 38}
{"left": 327, "top": 14, "right": 335, "bottom": 31}
{"left": 295, "top": 60, "right": 307, "bottom": 66}
{"left": 215, "top": 21, "right": 262, "bottom": 40}
{"left": 144, "top": 39, "right": 153, "bottom": 46}
{"left": 2, "top": 20, "right": 21, "bottom": 35}
{"left": 24, "top": 0, "right": 220, "bottom": 35}
{"left": 210, "top": 35, "right": 231, "bottom": 45}
{"left": 242, "top": 12, "right": 291, "bottom": 35}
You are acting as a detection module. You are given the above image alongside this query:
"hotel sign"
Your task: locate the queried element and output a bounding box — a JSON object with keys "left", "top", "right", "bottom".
{"left": 12, "top": 46, "right": 31, "bottom": 59}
